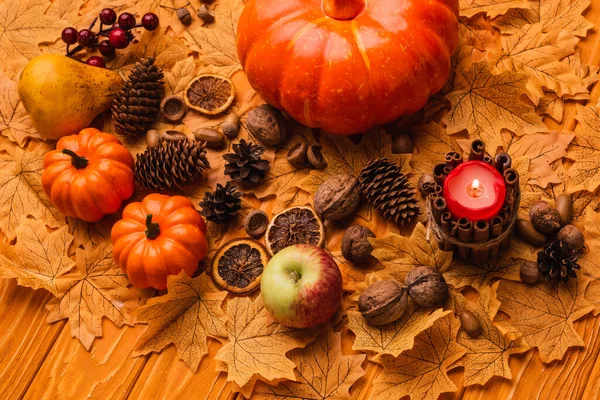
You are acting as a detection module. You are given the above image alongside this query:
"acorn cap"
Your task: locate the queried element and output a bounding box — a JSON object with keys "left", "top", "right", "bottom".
{"left": 307, "top": 145, "right": 327, "bottom": 169}
{"left": 244, "top": 210, "right": 269, "bottom": 238}
{"left": 287, "top": 142, "right": 308, "bottom": 168}
{"left": 160, "top": 95, "right": 188, "bottom": 122}
{"left": 161, "top": 130, "right": 189, "bottom": 142}
{"left": 197, "top": 4, "right": 215, "bottom": 23}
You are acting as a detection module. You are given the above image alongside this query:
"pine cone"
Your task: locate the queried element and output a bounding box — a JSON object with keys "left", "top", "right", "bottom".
{"left": 200, "top": 182, "right": 242, "bottom": 224}
{"left": 358, "top": 158, "right": 419, "bottom": 225}
{"left": 537, "top": 240, "right": 580, "bottom": 280}
{"left": 223, "top": 139, "right": 270, "bottom": 185}
{"left": 135, "top": 138, "right": 210, "bottom": 191}
{"left": 112, "top": 57, "right": 165, "bottom": 136}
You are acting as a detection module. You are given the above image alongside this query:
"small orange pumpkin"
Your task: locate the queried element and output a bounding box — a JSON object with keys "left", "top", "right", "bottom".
{"left": 111, "top": 194, "right": 208, "bottom": 290}
{"left": 42, "top": 128, "right": 134, "bottom": 222}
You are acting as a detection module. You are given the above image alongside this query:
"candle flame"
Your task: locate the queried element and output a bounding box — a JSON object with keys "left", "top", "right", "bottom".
{"left": 472, "top": 179, "right": 480, "bottom": 190}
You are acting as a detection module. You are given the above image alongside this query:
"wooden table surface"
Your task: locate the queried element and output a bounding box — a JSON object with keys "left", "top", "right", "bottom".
{"left": 3, "top": 3, "right": 600, "bottom": 400}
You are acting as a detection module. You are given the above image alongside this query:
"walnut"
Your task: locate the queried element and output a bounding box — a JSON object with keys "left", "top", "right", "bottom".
{"left": 405, "top": 266, "right": 448, "bottom": 307}
{"left": 342, "top": 225, "right": 375, "bottom": 264}
{"left": 358, "top": 280, "right": 408, "bottom": 326}
{"left": 313, "top": 173, "right": 362, "bottom": 221}
{"left": 246, "top": 105, "right": 287, "bottom": 146}
{"left": 557, "top": 224, "right": 585, "bottom": 251}
{"left": 530, "top": 201, "right": 561, "bottom": 234}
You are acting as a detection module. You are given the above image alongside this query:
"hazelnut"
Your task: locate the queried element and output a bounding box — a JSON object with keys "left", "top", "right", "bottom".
{"left": 418, "top": 173, "right": 436, "bottom": 197}
{"left": 358, "top": 280, "right": 409, "bottom": 326}
{"left": 314, "top": 174, "right": 362, "bottom": 221}
{"left": 244, "top": 210, "right": 269, "bottom": 238}
{"left": 405, "top": 266, "right": 448, "bottom": 307}
{"left": 341, "top": 225, "right": 375, "bottom": 264}
{"left": 222, "top": 112, "right": 240, "bottom": 139}
{"left": 307, "top": 145, "right": 327, "bottom": 170}
{"left": 287, "top": 143, "right": 309, "bottom": 168}
{"left": 160, "top": 95, "right": 188, "bottom": 123}
{"left": 146, "top": 129, "right": 160, "bottom": 148}
{"left": 556, "top": 194, "right": 574, "bottom": 226}
{"left": 557, "top": 224, "right": 585, "bottom": 251}
{"left": 246, "top": 104, "right": 287, "bottom": 146}
{"left": 520, "top": 261, "right": 539, "bottom": 284}
{"left": 459, "top": 310, "right": 482, "bottom": 337}
{"left": 530, "top": 201, "right": 561, "bottom": 234}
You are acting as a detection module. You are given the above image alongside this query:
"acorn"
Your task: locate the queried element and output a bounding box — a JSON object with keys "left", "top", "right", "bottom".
{"left": 176, "top": 8, "right": 192, "bottom": 25}
{"left": 221, "top": 112, "right": 240, "bottom": 139}
{"left": 556, "top": 194, "right": 573, "bottom": 226}
{"left": 459, "top": 310, "right": 482, "bottom": 338}
{"left": 146, "top": 129, "right": 160, "bottom": 148}
{"left": 520, "top": 260, "right": 539, "bottom": 284}
{"left": 529, "top": 201, "right": 561, "bottom": 234}
{"left": 194, "top": 128, "right": 225, "bottom": 148}
{"left": 197, "top": 4, "right": 215, "bottom": 23}
{"left": 557, "top": 224, "right": 585, "bottom": 252}
{"left": 516, "top": 219, "right": 547, "bottom": 247}
{"left": 160, "top": 95, "right": 188, "bottom": 123}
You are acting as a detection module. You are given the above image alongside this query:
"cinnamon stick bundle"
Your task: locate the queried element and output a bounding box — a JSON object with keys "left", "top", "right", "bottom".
{"left": 432, "top": 197, "right": 447, "bottom": 224}
{"left": 469, "top": 140, "right": 485, "bottom": 161}
{"left": 445, "top": 151, "right": 463, "bottom": 167}
{"left": 503, "top": 168, "right": 519, "bottom": 189}
{"left": 491, "top": 216, "right": 503, "bottom": 238}
{"left": 472, "top": 220, "right": 490, "bottom": 264}
{"left": 434, "top": 163, "right": 453, "bottom": 185}
{"left": 458, "top": 218, "right": 473, "bottom": 241}
{"left": 483, "top": 155, "right": 494, "bottom": 165}
{"left": 494, "top": 153, "right": 512, "bottom": 174}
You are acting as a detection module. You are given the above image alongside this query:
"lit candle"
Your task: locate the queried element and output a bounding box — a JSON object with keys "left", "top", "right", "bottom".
{"left": 443, "top": 161, "right": 506, "bottom": 221}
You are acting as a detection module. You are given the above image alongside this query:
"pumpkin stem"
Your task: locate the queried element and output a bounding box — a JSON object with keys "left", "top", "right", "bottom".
{"left": 62, "top": 149, "right": 89, "bottom": 169}
{"left": 323, "top": 0, "right": 365, "bottom": 20}
{"left": 145, "top": 214, "right": 161, "bottom": 240}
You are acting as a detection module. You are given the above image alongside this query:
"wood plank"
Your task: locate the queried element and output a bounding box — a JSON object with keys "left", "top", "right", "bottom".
{"left": 0, "top": 280, "right": 64, "bottom": 399}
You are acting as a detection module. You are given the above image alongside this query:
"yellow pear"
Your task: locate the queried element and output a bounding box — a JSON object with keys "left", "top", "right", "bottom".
{"left": 18, "top": 54, "right": 123, "bottom": 140}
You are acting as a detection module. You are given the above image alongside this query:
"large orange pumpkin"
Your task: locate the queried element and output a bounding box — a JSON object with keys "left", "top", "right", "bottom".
{"left": 237, "top": 0, "right": 459, "bottom": 135}
{"left": 111, "top": 194, "right": 208, "bottom": 290}
{"left": 42, "top": 128, "right": 134, "bottom": 222}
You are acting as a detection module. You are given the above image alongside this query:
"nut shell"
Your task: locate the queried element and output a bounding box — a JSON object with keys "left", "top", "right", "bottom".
{"left": 287, "top": 143, "right": 309, "bottom": 168}
{"left": 358, "top": 280, "right": 408, "bottom": 326}
{"left": 530, "top": 201, "right": 561, "bottom": 234}
{"left": 222, "top": 112, "right": 240, "bottom": 139}
{"left": 245, "top": 210, "right": 269, "bottom": 238}
{"left": 556, "top": 194, "right": 573, "bottom": 226}
{"left": 557, "top": 224, "right": 585, "bottom": 251}
{"left": 405, "top": 266, "right": 448, "bottom": 307}
{"left": 161, "top": 130, "right": 189, "bottom": 142}
{"left": 314, "top": 173, "right": 362, "bottom": 221}
{"left": 341, "top": 225, "right": 375, "bottom": 264}
{"left": 520, "top": 260, "right": 539, "bottom": 284}
{"left": 160, "top": 95, "right": 187, "bottom": 122}
{"left": 459, "top": 310, "right": 482, "bottom": 338}
{"left": 516, "top": 219, "right": 547, "bottom": 247}
{"left": 307, "top": 145, "right": 327, "bottom": 169}
{"left": 246, "top": 104, "right": 287, "bottom": 146}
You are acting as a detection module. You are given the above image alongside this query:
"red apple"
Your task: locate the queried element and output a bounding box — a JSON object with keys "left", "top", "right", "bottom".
{"left": 261, "top": 244, "right": 343, "bottom": 328}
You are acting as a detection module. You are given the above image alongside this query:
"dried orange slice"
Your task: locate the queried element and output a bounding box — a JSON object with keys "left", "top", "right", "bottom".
{"left": 184, "top": 74, "right": 235, "bottom": 115}
{"left": 211, "top": 238, "right": 269, "bottom": 294}
{"left": 265, "top": 206, "right": 325, "bottom": 256}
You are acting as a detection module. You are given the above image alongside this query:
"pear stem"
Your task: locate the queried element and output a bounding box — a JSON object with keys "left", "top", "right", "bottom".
{"left": 62, "top": 149, "right": 89, "bottom": 169}
{"left": 323, "top": 0, "right": 365, "bottom": 20}
{"left": 145, "top": 214, "right": 161, "bottom": 240}
{"left": 290, "top": 271, "right": 301, "bottom": 284}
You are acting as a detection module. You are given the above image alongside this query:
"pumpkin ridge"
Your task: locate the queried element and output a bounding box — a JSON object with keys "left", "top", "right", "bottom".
{"left": 350, "top": 19, "right": 376, "bottom": 125}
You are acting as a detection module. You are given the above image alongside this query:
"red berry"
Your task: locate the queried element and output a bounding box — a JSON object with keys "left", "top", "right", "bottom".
{"left": 99, "top": 8, "right": 117, "bottom": 25}
{"left": 86, "top": 56, "right": 106, "bottom": 68}
{"left": 118, "top": 13, "right": 136, "bottom": 30}
{"left": 142, "top": 13, "right": 160, "bottom": 31}
{"left": 77, "top": 29, "right": 96, "bottom": 47}
{"left": 109, "top": 28, "right": 128, "bottom": 49}
{"left": 61, "top": 27, "right": 78, "bottom": 45}
{"left": 98, "top": 40, "right": 115, "bottom": 56}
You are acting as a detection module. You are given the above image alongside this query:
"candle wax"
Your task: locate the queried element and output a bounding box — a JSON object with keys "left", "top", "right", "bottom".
{"left": 443, "top": 161, "right": 506, "bottom": 221}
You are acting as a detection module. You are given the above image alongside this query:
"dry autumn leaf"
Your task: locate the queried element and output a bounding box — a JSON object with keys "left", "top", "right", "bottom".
{"left": 580, "top": 207, "right": 600, "bottom": 313}
{"left": 0, "top": 217, "right": 74, "bottom": 295}
{"left": 370, "top": 314, "right": 466, "bottom": 400}
{"left": 497, "top": 277, "right": 594, "bottom": 363}
{"left": 445, "top": 62, "right": 547, "bottom": 152}
{"left": 566, "top": 105, "right": 600, "bottom": 193}
{"left": 0, "top": 143, "right": 63, "bottom": 240}
{"left": 47, "top": 245, "right": 149, "bottom": 350}
{"left": 164, "top": 56, "right": 197, "bottom": 97}
{"left": 0, "top": 70, "right": 40, "bottom": 145}
{"left": 459, "top": 0, "right": 532, "bottom": 18}
{"left": 183, "top": 0, "right": 244, "bottom": 77}
{"left": 215, "top": 296, "right": 321, "bottom": 388}
{"left": 450, "top": 285, "right": 529, "bottom": 386}
{"left": 253, "top": 329, "right": 366, "bottom": 400}
{"left": 459, "top": 15, "right": 497, "bottom": 51}
{"left": 410, "top": 122, "right": 462, "bottom": 177}
{"left": 369, "top": 223, "right": 453, "bottom": 282}
{"left": 486, "top": 24, "right": 585, "bottom": 103}
{"left": 348, "top": 305, "right": 451, "bottom": 359}
{"left": 133, "top": 272, "right": 227, "bottom": 373}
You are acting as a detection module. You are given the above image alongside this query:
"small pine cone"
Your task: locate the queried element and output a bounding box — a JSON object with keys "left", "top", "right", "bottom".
{"left": 135, "top": 138, "right": 210, "bottom": 191}
{"left": 537, "top": 240, "right": 580, "bottom": 280}
{"left": 112, "top": 57, "right": 165, "bottom": 136}
{"left": 223, "top": 139, "right": 270, "bottom": 186}
{"left": 200, "top": 182, "right": 242, "bottom": 224}
{"left": 358, "top": 158, "right": 419, "bottom": 225}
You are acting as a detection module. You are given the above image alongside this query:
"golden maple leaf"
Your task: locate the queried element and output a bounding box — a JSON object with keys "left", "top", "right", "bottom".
{"left": 450, "top": 284, "right": 530, "bottom": 386}
{"left": 494, "top": 0, "right": 593, "bottom": 37}
{"left": 370, "top": 314, "right": 466, "bottom": 400}
{"left": 46, "top": 245, "right": 150, "bottom": 350}
{"left": 497, "top": 277, "right": 594, "bottom": 363}
{"left": 459, "top": 0, "right": 532, "bottom": 18}
{"left": 445, "top": 62, "right": 547, "bottom": 152}
{"left": 215, "top": 296, "right": 321, "bottom": 388}
{"left": 369, "top": 223, "right": 453, "bottom": 282}
{"left": 459, "top": 15, "right": 498, "bottom": 51}
{"left": 580, "top": 207, "right": 600, "bottom": 313}
{"left": 164, "top": 56, "right": 197, "bottom": 97}
{"left": 486, "top": 24, "right": 585, "bottom": 103}
{"left": 565, "top": 105, "right": 600, "bottom": 193}
{"left": 0, "top": 0, "right": 68, "bottom": 72}
{"left": 0, "top": 144, "right": 63, "bottom": 240}
{"left": 133, "top": 272, "right": 228, "bottom": 373}
{"left": 347, "top": 305, "right": 451, "bottom": 359}
{"left": 182, "top": 0, "right": 244, "bottom": 77}
{"left": 0, "top": 71, "right": 40, "bottom": 145}
{"left": 0, "top": 217, "right": 74, "bottom": 295}
{"left": 253, "top": 329, "right": 366, "bottom": 399}
{"left": 66, "top": 215, "right": 116, "bottom": 249}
